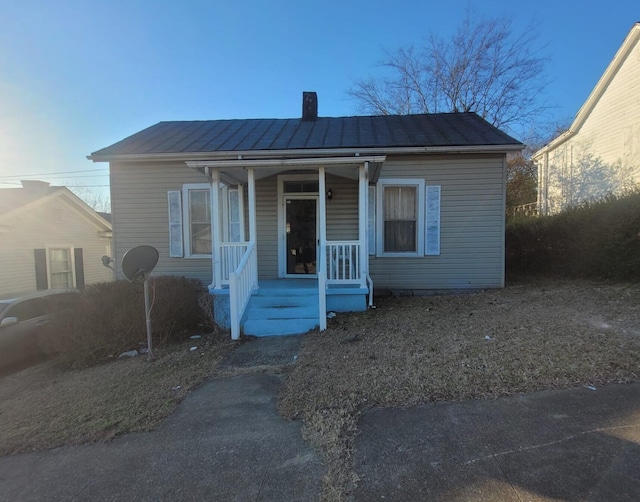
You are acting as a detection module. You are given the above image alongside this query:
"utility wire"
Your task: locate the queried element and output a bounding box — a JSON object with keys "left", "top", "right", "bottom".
{"left": 0, "top": 168, "right": 108, "bottom": 179}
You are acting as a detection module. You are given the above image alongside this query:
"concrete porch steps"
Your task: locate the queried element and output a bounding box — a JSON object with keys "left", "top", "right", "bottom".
{"left": 243, "top": 285, "right": 320, "bottom": 337}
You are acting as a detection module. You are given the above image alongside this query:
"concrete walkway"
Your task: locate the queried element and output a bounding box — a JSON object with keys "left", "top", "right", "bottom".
{"left": 0, "top": 337, "right": 323, "bottom": 502}
{"left": 354, "top": 382, "right": 640, "bottom": 501}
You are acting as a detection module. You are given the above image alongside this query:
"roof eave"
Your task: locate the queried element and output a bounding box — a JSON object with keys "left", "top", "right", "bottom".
{"left": 88, "top": 144, "right": 523, "bottom": 163}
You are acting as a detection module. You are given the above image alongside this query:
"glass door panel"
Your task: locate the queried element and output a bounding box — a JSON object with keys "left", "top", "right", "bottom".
{"left": 286, "top": 198, "right": 317, "bottom": 275}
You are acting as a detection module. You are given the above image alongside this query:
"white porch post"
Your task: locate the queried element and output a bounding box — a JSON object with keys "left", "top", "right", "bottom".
{"left": 210, "top": 169, "right": 223, "bottom": 289}
{"left": 318, "top": 166, "right": 327, "bottom": 330}
{"left": 247, "top": 168, "right": 258, "bottom": 289}
{"left": 358, "top": 162, "right": 368, "bottom": 287}
{"left": 318, "top": 166, "right": 327, "bottom": 273}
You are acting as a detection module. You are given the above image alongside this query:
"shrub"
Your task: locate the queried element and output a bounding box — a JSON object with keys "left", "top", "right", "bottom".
{"left": 506, "top": 191, "right": 640, "bottom": 279}
{"left": 41, "top": 276, "right": 210, "bottom": 366}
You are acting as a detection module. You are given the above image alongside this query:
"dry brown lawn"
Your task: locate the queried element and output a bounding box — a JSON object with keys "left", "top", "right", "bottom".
{"left": 0, "top": 333, "right": 237, "bottom": 456}
{"left": 278, "top": 278, "right": 640, "bottom": 500}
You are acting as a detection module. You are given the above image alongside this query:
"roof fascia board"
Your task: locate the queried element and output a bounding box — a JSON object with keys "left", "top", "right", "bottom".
{"left": 186, "top": 155, "right": 387, "bottom": 169}
{"left": 533, "top": 23, "right": 640, "bottom": 159}
{"left": 90, "top": 144, "right": 521, "bottom": 163}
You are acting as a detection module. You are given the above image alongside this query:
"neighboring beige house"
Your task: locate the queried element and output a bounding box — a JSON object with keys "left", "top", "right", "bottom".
{"left": 534, "top": 22, "right": 640, "bottom": 215}
{"left": 0, "top": 181, "right": 113, "bottom": 298}
{"left": 90, "top": 93, "right": 522, "bottom": 338}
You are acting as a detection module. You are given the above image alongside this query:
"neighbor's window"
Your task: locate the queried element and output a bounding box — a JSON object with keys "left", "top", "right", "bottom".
{"left": 49, "top": 248, "right": 74, "bottom": 289}
{"left": 188, "top": 189, "right": 211, "bottom": 255}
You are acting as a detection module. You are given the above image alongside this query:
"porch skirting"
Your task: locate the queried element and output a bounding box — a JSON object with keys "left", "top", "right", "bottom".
{"left": 210, "top": 279, "right": 367, "bottom": 337}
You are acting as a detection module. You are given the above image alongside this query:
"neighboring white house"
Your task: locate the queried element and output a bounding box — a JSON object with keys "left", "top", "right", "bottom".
{"left": 89, "top": 93, "right": 522, "bottom": 338}
{"left": 534, "top": 22, "right": 640, "bottom": 215}
{"left": 0, "top": 181, "right": 113, "bottom": 298}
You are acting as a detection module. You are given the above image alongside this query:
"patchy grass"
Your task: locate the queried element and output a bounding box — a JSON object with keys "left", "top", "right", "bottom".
{"left": 279, "top": 279, "right": 640, "bottom": 500}
{"left": 0, "top": 333, "right": 237, "bottom": 456}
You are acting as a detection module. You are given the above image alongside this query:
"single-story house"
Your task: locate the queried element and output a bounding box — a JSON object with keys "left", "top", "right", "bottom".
{"left": 533, "top": 22, "right": 640, "bottom": 215}
{"left": 89, "top": 93, "right": 522, "bottom": 338}
{"left": 0, "top": 181, "right": 113, "bottom": 298}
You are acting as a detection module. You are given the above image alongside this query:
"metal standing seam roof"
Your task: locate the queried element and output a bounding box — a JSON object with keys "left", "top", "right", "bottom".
{"left": 90, "top": 112, "right": 522, "bottom": 158}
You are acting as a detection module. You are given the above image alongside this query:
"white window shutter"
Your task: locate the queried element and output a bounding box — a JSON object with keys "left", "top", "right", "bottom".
{"left": 168, "top": 191, "right": 184, "bottom": 257}
{"left": 425, "top": 185, "right": 441, "bottom": 256}
{"left": 367, "top": 185, "right": 376, "bottom": 255}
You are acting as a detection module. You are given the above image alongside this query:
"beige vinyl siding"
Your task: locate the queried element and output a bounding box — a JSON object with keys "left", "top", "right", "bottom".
{"left": 0, "top": 197, "right": 113, "bottom": 298}
{"left": 326, "top": 174, "right": 359, "bottom": 241}
{"left": 575, "top": 34, "right": 640, "bottom": 169}
{"left": 110, "top": 161, "right": 213, "bottom": 285}
{"left": 110, "top": 155, "right": 505, "bottom": 290}
{"left": 539, "top": 32, "right": 640, "bottom": 213}
{"left": 369, "top": 153, "right": 506, "bottom": 290}
{"left": 111, "top": 165, "right": 362, "bottom": 283}
{"left": 255, "top": 176, "right": 278, "bottom": 279}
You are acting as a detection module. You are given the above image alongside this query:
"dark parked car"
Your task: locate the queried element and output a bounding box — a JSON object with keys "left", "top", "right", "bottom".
{"left": 0, "top": 290, "right": 80, "bottom": 372}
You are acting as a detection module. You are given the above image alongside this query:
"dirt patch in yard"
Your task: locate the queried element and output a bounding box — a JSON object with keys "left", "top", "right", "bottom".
{"left": 279, "top": 279, "right": 640, "bottom": 500}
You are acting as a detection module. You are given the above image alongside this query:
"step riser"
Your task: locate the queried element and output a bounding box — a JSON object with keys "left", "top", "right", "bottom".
{"left": 246, "top": 306, "right": 319, "bottom": 321}
{"left": 254, "top": 288, "right": 319, "bottom": 297}
{"left": 250, "top": 296, "right": 319, "bottom": 309}
{"left": 244, "top": 291, "right": 320, "bottom": 336}
{"left": 243, "top": 319, "right": 319, "bottom": 337}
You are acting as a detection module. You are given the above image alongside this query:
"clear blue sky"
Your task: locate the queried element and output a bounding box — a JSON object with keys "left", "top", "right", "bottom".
{"left": 0, "top": 0, "right": 638, "bottom": 206}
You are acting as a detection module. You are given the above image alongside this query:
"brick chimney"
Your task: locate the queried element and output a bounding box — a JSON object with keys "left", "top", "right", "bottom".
{"left": 302, "top": 91, "right": 318, "bottom": 121}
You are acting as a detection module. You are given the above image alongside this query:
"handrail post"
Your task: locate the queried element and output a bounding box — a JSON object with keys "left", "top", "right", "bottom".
{"left": 318, "top": 270, "right": 327, "bottom": 330}
{"left": 230, "top": 272, "right": 240, "bottom": 340}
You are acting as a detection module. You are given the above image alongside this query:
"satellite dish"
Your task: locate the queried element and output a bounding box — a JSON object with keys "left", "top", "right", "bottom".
{"left": 121, "top": 245, "right": 159, "bottom": 361}
{"left": 121, "top": 245, "right": 159, "bottom": 282}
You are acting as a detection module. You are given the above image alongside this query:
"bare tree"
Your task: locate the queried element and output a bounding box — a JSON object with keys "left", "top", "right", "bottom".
{"left": 69, "top": 186, "right": 111, "bottom": 213}
{"left": 348, "top": 12, "right": 548, "bottom": 133}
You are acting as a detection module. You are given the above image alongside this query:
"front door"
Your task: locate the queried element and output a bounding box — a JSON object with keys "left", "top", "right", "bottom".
{"left": 284, "top": 196, "right": 318, "bottom": 277}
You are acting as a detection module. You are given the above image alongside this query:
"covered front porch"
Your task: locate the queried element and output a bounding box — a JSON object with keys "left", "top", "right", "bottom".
{"left": 186, "top": 156, "right": 384, "bottom": 339}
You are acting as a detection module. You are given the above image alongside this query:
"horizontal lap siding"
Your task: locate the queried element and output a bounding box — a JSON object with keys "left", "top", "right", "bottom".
{"left": 111, "top": 155, "right": 505, "bottom": 290}
{"left": 256, "top": 176, "right": 278, "bottom": 279}
{"left": 576, "top": 36, "right": 640, "bottom": 169}
{"left": 326, "top": 175, "right": 358, "bottom": 241}
{"left": 110, "top": 161, "right": 212, "bottom": 285}
{"left": 369, "top": 154, "right": 506, "bottom": 290}
{"left": 543, "top": 37, "right": 640, "bottom": 212}
{"left": 0, "top": 198, "right": 113, "bottom": 297}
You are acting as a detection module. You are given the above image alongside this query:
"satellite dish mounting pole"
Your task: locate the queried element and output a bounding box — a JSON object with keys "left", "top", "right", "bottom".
{"left": 143, "top": 275, "right": 153, "bottom": 361}
{"left": 121, "top": 245, "right": 159, "bottom": 363}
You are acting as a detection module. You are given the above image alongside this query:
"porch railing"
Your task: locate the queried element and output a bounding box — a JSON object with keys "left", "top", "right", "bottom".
{"left": 229, "top": 242, "right": 257, "bottom": 341}
{"left": 220, "top": 242, "right": 249, "bottom": 285}
{"left": 326, "top": 241, "right": 362, "bottom": 284}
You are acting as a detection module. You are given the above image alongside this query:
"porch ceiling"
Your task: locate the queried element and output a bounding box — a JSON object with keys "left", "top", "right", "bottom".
{"left": 186, "top": 156, "right": 385, "bottom": 185}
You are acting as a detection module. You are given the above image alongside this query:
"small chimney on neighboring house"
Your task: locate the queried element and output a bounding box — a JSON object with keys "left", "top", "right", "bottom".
{"left": 302, "top": 91, "right": 318, "bottom": 121}
{"left": 21, "top": 180, "right": 51, "bottom": 195}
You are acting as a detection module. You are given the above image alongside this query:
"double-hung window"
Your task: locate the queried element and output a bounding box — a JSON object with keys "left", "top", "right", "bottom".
{"left": 168, "top": 183, "right": 243, "bottom": 258}
{"left": 376, "top": 179, "right": 425, "bottom": 256}
{"left": 48, "top": 248, "right": 74, "bottom": 289}
{"left": 188, "top": 188, "right": 212, "bottom": 255}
